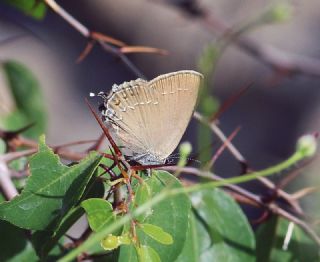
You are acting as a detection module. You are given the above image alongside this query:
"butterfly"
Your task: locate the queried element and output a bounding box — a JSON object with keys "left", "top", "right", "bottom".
{"left": 91, "top": 70, "right": 203, "bottom": 165}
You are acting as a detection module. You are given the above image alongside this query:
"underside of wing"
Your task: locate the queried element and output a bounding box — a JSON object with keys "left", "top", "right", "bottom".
{"left": 103, "top": 70, "right": 203, "bottom": 162}
{"left": 146, "top": 70, "right": 203, "bottom": 159}
{"left": 103, "top": 79, "right": 154, "bottom": 159}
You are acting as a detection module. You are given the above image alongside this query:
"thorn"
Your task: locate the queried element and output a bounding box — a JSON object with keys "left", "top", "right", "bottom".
{"left": 76, "top": 39, "right": 96, "bottom": 63}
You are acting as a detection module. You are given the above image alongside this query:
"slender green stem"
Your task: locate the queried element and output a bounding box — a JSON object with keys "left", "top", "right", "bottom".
{"left": 59, "top": 151, "right": 305, "bottom": 262}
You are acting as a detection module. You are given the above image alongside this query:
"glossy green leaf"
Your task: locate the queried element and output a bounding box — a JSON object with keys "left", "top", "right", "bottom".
{"left": 0, "top": 220, "right": 37, "bottom": 262}
{"left": 4, "top": 0, "right": 47, "bottom": 19}
{"left": 0, "top": 135, "right": 102, "bottom": 230}
{"left": 256, "top": 215, "right": 320, "bottom": 261}
{"left": 137, "top": 245, "right": 161, "bottom": 262}
{"left": 191, "top": 188, "right": 255, "bottom": 261}
{"left": 175, "top": 211, "right": 200, "bottom": 262}
{"left": 81, "top": 198, "right": 115, "bottom": 232}
{"left": 140, "top": 223, "right": 173, "bottom": 245}
{"left": 119, "top": 170, "right": 191, "bottom": 262}
{"left": 1, "top": 61, "right": 47, "bottom": 138}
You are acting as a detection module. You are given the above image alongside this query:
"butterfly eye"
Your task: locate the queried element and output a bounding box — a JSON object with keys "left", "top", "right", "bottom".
{"left": 98, "top": 103, "right": 106, "bottom": 112}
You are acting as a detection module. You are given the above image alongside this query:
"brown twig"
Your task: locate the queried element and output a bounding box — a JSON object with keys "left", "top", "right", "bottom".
{"left": 120, "top": 46, "right": 168, "bottom": 55}
{"left": 86, "top": 133, "right": 105, "bottom": 152}
{"left": 291, "top": 187, "right": 319, "bottom": 200}
{"left": 205, "top": 126, "right": 241, "bottom": 169}
{"left": 0, "top": 161, "right": 18, "bottom": 200}
{"left": 0, "top": 136, "right": 96, "bottom": 164}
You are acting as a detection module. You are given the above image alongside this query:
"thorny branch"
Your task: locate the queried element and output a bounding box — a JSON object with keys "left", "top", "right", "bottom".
{"left": 194, "top": 111, "right": 305, "bottom": 216}
{"left": 43, "top": 0, "right": 167, "bottom": 79}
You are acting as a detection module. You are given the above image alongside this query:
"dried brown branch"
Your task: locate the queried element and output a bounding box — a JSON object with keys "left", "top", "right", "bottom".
{"left": 90, "top": 31, "right": 126, "bottom": 47}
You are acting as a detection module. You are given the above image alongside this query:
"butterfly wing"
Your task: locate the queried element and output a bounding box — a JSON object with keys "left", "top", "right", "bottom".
{"left": 146, "top": 70, "right": 202, "bottom": 160}
{"left": 104, "top": 70, "right": 202, "bottom": 163}
{"left": 103, "top": 79, "right": 151, "bottom": 158}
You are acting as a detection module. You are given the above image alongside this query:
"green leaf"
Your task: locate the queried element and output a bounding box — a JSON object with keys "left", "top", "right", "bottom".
{"left": 0, "top": 193, "right": 5, "bottom": 203}
{"left": 119, "top": 170, "right": 191, "bottom": 262}
{"left": 32, "top": 206, "right": 84, "bottom": 258}
{"left": 175, "top": 211, "right": 200, "bottom": 262}
{"left": 81, "top": 198, "right": 115, "bottom": 232}
{"left": 256, "top": 215, "right": 320, "bottom": 261}
{"left": 1, "top": 61, "right": 47, "bottom": 138}
{"left": 0, "top": 220, "right": 37, "bottom": 262}
{"left": 191, "top": 188, "right": 255, "bottom": 261}
{"left": 137, "top": 245, "right": 161, "bottom": 262}
{"left": 133, "top": 181, "right": 153, "bottom": 222}
{"left": 4, "top": 0, "right": 47, "bottom": 19}
{"left": 0, "top": 135, "right": 102, "bottom": 230}
{"left": 33, "top": 179, "right": 106, "bottom": 258}
{"left": 140, "top": 223, "right": 173, "bottom": 245}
